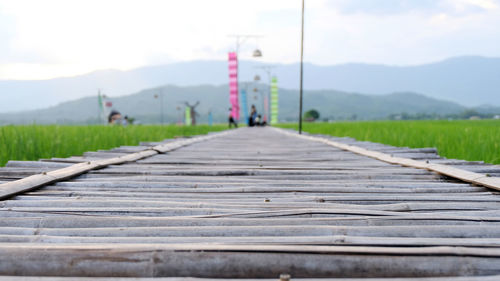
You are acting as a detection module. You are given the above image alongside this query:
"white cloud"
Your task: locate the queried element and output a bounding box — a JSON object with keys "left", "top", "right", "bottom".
{"left": 0, "top": 0, "right": 307, "bottom": 78}
{"left": 0, "top": 0, "right": 499, "bottom": 79}
{"left": 330, "top": 0, "right": 499, "bottom": 14}
{"left": 449, "top": 0, "right": 499, "bottom": 11}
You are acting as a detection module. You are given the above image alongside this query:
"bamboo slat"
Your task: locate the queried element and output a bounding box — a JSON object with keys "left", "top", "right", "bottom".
{"left": 274, "top": 128, "right": 500, "bottom": 191}
{"left": 0, "top": 131, "right": 229, "bottom": 200}
{"left": 1, "top": 127, "right": 500, "bottom": 278}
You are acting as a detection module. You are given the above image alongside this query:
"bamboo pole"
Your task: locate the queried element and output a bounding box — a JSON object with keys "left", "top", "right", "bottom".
{"left": 0, "top": 131, "right": 230, "bottom": 201}
{"left": 0, "top": 244, "right": 499, "bottom": 277}
{"left": 274, "top": 128, "right": 500, "bottom": 191}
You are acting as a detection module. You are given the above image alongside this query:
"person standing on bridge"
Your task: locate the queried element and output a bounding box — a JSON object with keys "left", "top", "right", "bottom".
{"left": 249, "top": 105, "right": 257, "bottom": 127}
{"left": 228, "top": 107, "right": 238, "bottom": 128}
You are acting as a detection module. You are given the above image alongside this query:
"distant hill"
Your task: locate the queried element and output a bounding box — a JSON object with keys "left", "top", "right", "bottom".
{"left": 0, "top": 84, "right": 482, "bottom": 125}
{"left": 0, "top": 56, "right": 499, "bottom": 113}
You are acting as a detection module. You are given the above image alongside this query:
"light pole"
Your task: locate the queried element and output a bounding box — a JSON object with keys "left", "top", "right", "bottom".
{"left": 299, "top": 0, "right": 305, "bottom": 134}
{"left": 228, "top": 34, "right": 263, "bottom": 123}
{"left": 252, "top": 84, "right": 265, "bottom": 119}
{"left": 228, "top": 34, "right": 263, "bottom": 57}
{"left": 154, "top": 90, "right": 164, "bottom": 125}
{"left": 176, "top": 106, "right": 182, "bottom": 125}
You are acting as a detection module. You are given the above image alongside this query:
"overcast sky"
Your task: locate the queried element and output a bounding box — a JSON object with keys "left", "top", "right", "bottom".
{"left": 1, "top": 0, "right": 499, "bottom": 80}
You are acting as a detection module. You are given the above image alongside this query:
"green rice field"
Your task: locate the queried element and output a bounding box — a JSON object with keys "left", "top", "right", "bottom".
{"left": 0, "top": 124, "right": 227, "bottom": 167}
{"left": 2, "top": 121, "right": 499, "bottom": 167}
{"left": 279, "top": 120, "right": 500, "bottom": 164}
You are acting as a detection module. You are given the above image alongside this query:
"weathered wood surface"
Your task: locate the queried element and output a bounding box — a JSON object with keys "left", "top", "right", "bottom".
{"left": 276, "top": 129, "right": 500, "bottom": 191}
{"left": 1, "top": 277, "right": 500, "bottom": 281}
{"left": 0, "top": 127, "right": 500, "bottom": 279}
{"left": 0, "top": 132, "right": 228, "bottom": 199}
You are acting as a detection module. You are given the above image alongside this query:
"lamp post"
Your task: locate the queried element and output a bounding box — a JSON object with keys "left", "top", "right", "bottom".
{"left": 298, "top": 0, "right": 305, "bottom": 134}
{"left": 154, "top": 90, "right": 164, "bottom": 125}
{"left": 228, "top": 34, "right": 263, "bottom": 57}
{"left": 228, "top": 34, "right": 263, "bottom": 123}
{"left": 251, "top": 83, "right": 265, "bottom": 119}
{"left": 176, "top": 106, "right": 182, "bottom": 125}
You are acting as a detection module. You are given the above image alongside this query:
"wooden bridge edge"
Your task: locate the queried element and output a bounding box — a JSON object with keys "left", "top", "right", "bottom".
{"left": 273, "top": 127, "right": 500, "bottom": 192}
{"left": 0, "top": 130, "right": 231, "bottom": 201}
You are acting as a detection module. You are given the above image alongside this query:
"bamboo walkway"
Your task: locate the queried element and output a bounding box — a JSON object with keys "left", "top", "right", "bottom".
{"left": 0, "top": 127, "right": 500, "bottom": 280}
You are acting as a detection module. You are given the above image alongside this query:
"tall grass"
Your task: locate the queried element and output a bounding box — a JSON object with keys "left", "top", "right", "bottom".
{"left": 0, "top": 125, "right": 227, "bottom": 166}
{"left": 279, "top": 120, "right": 500, "bottom": 164}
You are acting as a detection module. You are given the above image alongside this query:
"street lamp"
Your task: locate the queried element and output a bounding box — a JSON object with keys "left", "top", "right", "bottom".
{"left": 228, "top": 34, "right": 264, "bottom": 123}
{"left": 253, "top": 77, "right": 266, "bottom": 119}
{"left": 176, "top": 106, "right": 182, "bottom": 125}
{"left": 228, "top": 35, "right": 264, "bottom": 57}
{"left": 154, "top": 90, "right": 164, "bottom": 125}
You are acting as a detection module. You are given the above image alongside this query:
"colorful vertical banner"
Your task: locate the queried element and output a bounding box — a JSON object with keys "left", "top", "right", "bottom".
{"left": 185, "top": 107, "right": 192, "bottom": 126}
{"left": 270, "top": 76, "right": 279, "bottom": 125}
{"left": 240, "top": 88, "right": 249, "bottom": 125}
{"left": 228, "top": 52, "right": 240, "bottom": 120}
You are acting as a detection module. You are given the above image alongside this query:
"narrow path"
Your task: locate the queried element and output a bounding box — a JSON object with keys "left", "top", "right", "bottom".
{"left": 0, "top": 127, "right": 499, "bottom": 279}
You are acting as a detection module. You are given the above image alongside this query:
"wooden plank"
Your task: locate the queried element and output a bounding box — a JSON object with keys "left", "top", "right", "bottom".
{"left": 0, "top": 244, "right": 499, "bottom": 277}
{"left": 0, "top": 131, "right": 229, "bottom": 201}
{"left": 1, "top": 127, "right": 500, "bottom": 278}
{"left": 273, "top": 128, "right": 500, "bottom": 191}
{"left": 4, "top": 234, "right": 500, "bottom": 247}
{"left": 1, "top": 276, "right": 500, "bottom": 281}
{"left": 2, "top": 225, "right": 500, "bottom": 238}
{"left": 2, "top": 215, "right": 500, "bottom": 228}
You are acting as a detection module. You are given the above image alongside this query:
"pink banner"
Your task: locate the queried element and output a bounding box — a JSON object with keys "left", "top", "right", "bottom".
{"left": 228, "top": 52, "right": 239, "bottom": 120}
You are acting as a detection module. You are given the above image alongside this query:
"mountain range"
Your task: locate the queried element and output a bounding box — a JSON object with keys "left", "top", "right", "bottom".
{"left": 0, "top": 56, "right": 499, "bottom": 113}
{"left": 0, "top": 84, "right": 487, "bottom": 125}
